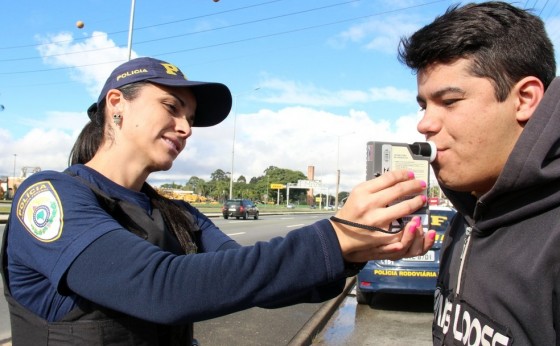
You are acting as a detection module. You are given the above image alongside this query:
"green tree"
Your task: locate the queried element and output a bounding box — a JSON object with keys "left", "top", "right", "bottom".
{"left": 206, "top": 169, "right": 230, "bottom": 202}
{"left": 210, "top": 169, "right": 229, "bottom": 182}
{"left": 186, "top": 176, "right": 206, "bottom": 195}
{"left": 260, "top": 166, "right": 307, "bottom": 203}
{"left": 161, "top": 182, "right": 182, "bottom": 189}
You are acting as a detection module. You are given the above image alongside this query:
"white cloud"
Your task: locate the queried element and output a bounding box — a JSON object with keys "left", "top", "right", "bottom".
{"left": 259, "top": 76, "right": 415, "bottom": 107}
{"left": 156, "top": 106, "right": 425, "bottom": 192}
{"left": 1, "top": 30, "right": 426, "bottom": 196}
{"left": 19, "top": 111, "right": 88, "bottom": 132}
{"left": 328, "top": 14, "right": 421, "bottom": 53}
{"left": 36, "top": 31, "right": 136, "bottom": 100}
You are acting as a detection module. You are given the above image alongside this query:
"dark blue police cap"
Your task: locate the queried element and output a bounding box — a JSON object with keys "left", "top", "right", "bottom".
{"left": 87, "top": 57, "right": 232, "bottom": 127}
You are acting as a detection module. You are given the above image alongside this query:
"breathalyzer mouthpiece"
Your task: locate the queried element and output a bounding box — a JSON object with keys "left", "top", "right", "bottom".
{"left": 410, "top": 141, "right": 436, "bottom": 162}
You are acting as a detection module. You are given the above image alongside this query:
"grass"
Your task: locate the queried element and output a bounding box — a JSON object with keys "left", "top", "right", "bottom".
{"left": 0, "top": 201, "right": 326, "bottom": 215}
{"left": 0, "top": 201, "right": 11, "bottom": 214}
{"left": 191, "top": 202, "right": 323, "bottom": 214}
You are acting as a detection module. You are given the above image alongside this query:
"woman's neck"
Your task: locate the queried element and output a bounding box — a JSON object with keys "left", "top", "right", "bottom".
{"left": 85, "top": 152, "right": 149, "bottom": 192}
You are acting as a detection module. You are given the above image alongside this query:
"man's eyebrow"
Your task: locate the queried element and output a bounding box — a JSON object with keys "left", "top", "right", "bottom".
{"left": 416, "top": 86, "right": 466, "bottom": 103}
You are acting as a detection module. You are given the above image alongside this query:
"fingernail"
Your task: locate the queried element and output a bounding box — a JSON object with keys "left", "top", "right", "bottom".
{"left": 429, "top": 232, "right": 436, "bottom": 240}
{"left": 407, "top": 171, "right": 415, "bottom": 179}
{"left": 420, "top": 180, "right": 427, "bottom": 188}
{"left": 421, "top": 195, "right": 427, "bottom": 203}
{"left": 409, "top": 223, "right": 417, "bottom": 233}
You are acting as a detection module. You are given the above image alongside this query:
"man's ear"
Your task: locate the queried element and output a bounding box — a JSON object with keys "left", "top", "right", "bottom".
{"left": 514, "top": 77, "right": 545, "bottom": 123}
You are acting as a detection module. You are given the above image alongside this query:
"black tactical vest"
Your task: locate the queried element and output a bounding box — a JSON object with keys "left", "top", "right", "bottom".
{"left": 1, "top": 176, "right": 200, "bottom": 345}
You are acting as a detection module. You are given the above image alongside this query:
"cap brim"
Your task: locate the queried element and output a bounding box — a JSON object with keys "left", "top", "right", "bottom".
{"left": 189, "top": 83, "right": 232, "bottom": 127}
{"left": 150, "top": 78, "right": 232, "bottom": 127}
{"left": 87, "top": 79, "right": 232, "bottom": 127}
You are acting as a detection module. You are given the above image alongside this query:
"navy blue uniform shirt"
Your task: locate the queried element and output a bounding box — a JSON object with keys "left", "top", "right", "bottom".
{"left": 6, "top": 164, "right": 346, "bottom": 323}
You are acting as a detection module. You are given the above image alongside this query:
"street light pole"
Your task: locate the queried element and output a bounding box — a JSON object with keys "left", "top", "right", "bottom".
{"left": 335, "top": 139, "right": 340, "bottom": 210}
{"left": 334, "top": 132, "right": 354, "bottom": 210}
{"left": 229, "top": 87, "right": 260, "bottom": 200}
{"left": 127, "top": 0, "right": 136, "bottom": 61}
{"left": 11, "top": 154, "right": 16, "bottom": 199}
{"left": 228, "top": 98, "right": 238, "bottom": 200}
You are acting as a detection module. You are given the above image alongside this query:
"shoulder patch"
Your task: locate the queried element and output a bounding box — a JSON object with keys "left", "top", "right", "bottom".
{"left": 16, "top": 181, "right": 64, "bottom": 242}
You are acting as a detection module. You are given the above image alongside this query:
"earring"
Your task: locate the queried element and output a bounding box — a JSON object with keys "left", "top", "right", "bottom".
{"left": 113, "top": 114, "right": 122, "bottom": 125}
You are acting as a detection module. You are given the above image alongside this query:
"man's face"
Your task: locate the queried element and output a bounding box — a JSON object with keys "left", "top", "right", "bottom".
{"left": 416, "top": 59, "right": 524, "bottom": 197}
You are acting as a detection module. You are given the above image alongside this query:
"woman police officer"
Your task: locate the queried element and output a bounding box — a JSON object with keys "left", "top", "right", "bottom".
{"left": 1, "top": 57, "right": 434, "bottom": 345}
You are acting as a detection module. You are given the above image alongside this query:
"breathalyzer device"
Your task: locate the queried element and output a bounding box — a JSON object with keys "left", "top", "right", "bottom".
{"left": 366, "top": 141, "right": 436, "bottom": 233}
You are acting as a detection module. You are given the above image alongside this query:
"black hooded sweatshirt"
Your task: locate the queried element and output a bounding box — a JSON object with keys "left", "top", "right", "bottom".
{"left": 433, "top": 77, "right": 560, "bottom": 346}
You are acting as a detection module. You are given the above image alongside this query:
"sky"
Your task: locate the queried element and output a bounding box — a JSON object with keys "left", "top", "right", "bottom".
{"left": 2, "top": 0, "right": 560, "bottom": 194}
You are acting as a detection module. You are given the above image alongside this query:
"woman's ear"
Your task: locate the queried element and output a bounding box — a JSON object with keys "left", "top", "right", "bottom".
{"left": 514, "top": 77, "right": 545, "bottom": 123}
{"left": 106, "top": 89, "right": 123, "bottom": 114}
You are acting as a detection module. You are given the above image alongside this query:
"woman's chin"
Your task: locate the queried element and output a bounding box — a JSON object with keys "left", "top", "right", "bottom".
{"left": 150, "top": 160, "right": 174, "bottom": 172}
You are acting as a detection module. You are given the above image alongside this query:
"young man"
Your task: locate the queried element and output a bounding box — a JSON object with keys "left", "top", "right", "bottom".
{"left": 398, "top": 2, "right": 558, "bottom": 345}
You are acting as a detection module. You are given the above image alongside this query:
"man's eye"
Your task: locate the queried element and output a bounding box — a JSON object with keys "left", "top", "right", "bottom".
{"left": 442, "top": 99, "right": 459, "bottom": 106}
{"left": 166, "top": 103, "right": 177, "bottom": 112}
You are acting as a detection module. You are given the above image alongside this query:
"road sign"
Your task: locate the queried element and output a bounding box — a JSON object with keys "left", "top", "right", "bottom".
{"left": 297, "top": 180, "right": 322, "bottom": 188}
{"left": 270, "top": 183, "right": 286, "bottom": 189}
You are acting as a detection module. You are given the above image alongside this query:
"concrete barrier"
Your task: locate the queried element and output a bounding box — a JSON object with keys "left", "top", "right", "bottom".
{"left": 287, "top": 277, "right": 356, "bottom": 346}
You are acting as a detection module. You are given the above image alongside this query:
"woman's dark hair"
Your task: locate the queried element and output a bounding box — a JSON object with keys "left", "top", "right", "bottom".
{"left": 69, "top": 81, "right": 199, "bottom": 254}
{"left": 398, "top": 1, "right": 556, "bottom": 101}
{"left": 69, "top": 81, "right": 149, "bottom": 165}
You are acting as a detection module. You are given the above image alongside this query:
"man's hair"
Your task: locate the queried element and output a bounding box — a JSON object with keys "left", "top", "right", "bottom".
{"left": 398, "top": 1, "right": 556, "bottom": 101}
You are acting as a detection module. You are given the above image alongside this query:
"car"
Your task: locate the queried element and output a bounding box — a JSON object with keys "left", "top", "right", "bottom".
{"left": 355, "top": 206, "right": 457, "bottom": 304}
{"left": 286, "top": 203, "right": 295, "bottom": 209}
{"left": 324, "top": 205, "right": 335, "bottom": 211}
{"left": 222, "top": 199, "right": 259, "bottom": 220}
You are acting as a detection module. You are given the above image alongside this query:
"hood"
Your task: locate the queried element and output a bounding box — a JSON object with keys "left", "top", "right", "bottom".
{"left": 443, "top": 77, "right": 560, "bottom": 230}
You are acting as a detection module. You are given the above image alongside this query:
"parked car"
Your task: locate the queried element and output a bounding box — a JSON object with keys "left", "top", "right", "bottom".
{"left": 355, "top": 206, "right": 456, "bottom": 304}
{"left": 286, "top": 203, "right": 295, "bottom": 209}
{"left": 222, "top": 199, "right": 259, "bottom": 220}
{"left": 324, "top": 205, "right": 335, "bottom": 211}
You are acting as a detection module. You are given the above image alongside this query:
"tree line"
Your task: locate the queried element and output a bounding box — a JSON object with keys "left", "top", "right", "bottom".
{"left": 159, "top": 165, "right": 349, "bottom": 205}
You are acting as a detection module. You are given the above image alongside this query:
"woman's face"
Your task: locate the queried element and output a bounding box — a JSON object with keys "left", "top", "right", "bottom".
{"left": 118, "top": 83, "right": 197, "bottom": 172}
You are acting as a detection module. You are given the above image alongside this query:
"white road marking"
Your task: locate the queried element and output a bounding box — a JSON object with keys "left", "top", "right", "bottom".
{"left": 227, "top": 232, "right": 246, "bottom": 236}
{"left": 287, "top": 224, "right": 304, "bottom": 228}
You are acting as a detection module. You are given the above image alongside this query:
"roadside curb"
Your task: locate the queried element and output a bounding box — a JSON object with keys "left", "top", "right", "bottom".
{"left": 287, "top": 276, "right": 356, "bottom": 346}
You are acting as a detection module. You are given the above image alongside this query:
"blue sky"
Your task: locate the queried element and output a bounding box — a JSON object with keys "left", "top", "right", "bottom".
{"left": 2, "top": 0, "right": 560, "bottom": 193}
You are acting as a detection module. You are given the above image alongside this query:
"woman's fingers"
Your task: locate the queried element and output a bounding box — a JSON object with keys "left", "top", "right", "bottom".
{"left": 330, "top": 168, "right": 434, "bottom": 263}
{"left": 396, "top": 219, "right": 436, "bottom": 257}
{"left": 336, "top": 219, "right": 437, "bottom": 263}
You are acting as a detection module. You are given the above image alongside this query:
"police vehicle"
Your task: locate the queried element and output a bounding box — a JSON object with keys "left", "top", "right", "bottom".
{"left": 355, "top": 206, "right": 456, "bottom": 304}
